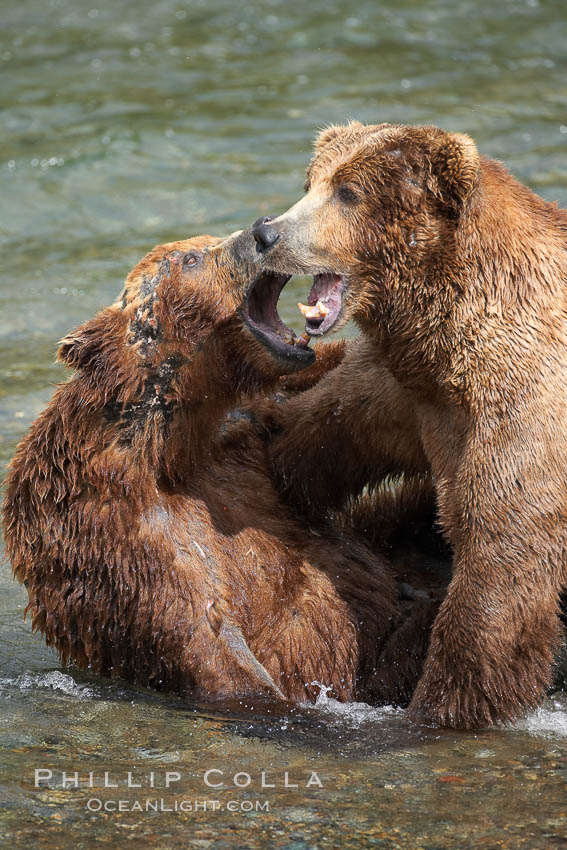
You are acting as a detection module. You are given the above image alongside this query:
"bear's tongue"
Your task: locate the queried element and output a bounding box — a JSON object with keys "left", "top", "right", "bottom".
{"left": 299, "top": 273, "right": 344, "bottom": 336}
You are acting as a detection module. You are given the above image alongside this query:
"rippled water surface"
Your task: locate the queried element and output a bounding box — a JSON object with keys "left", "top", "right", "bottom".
{"left": 2, "top": 0, "right": 567, "bottom": 846}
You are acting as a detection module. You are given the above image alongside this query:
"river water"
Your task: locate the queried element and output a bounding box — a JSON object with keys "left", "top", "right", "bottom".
{"left": 2, "top": 0, "right": 567, "bottom": 847}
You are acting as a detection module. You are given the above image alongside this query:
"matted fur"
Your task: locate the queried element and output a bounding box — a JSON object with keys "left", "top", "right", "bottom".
{"left": 3, "top": 233, "right": 437, "bottom": 705}
{"left": 254, "top": 121, "right": 567, "bottom": 728}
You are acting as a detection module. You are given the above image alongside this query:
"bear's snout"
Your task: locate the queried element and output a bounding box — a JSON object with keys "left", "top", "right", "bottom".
{"left": 252, "top": 216, "right": 280, "bottom": 252}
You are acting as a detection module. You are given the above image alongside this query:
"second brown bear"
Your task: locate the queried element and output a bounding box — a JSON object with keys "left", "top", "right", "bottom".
{"left": 251, "top": 120, "right": 567, "bottom": 729}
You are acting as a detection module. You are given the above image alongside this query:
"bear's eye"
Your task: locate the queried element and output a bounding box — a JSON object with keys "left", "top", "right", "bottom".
{"left": 336, "top": 185, "right": 360, "bottom": 205}
{"left": 183, "top": 252, "right": 202, "bottom": 269}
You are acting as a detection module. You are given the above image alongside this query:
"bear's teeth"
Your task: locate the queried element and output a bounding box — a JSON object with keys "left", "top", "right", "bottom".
{"left": 297, "top": 300, "right": 328, "bottom": 320}
{"left": 287, "top": 331, "right": 311, "bottom": 347}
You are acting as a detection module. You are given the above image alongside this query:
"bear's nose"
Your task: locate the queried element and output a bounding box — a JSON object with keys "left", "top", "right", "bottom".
{"left": 252, "top": 216, "right": 280, "bottom": 251}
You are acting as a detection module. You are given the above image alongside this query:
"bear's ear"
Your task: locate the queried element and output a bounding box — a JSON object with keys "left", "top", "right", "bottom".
{"left": 313, "top": 121, "right": 365, "bottom": 155}
{"left": 431, "top": 132, "right": 480, "bottom": 209}
{"left": 57, "top": 311, "right": 114, "bottom": 370}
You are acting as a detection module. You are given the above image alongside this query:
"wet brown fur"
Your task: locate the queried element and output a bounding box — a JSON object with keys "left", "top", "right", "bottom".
{"left": 3, "top": 234, "right": 437, "bottom": 706}
{"left": 256, "top": 121, "right": 567, "bottom": 728}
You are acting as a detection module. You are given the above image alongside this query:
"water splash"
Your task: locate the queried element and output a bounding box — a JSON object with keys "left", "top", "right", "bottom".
{"left": 304, "top": 682, "right": 403, "bottom": 728}
{"left": 309, "top": 685, "right": 567, "bottom": 738}
{"left": 514, "top": 698, "right": 567, "bottom": 738}
{"left": 0, "top": 670, "right": 94, "bottom": 700}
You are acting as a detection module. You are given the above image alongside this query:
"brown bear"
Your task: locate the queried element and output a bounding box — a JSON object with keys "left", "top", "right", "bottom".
{"left": 247, "top": 120, "right": 567, "bottom": 729}
{"left": 2, "top": 231, "right": 439, "bottom": 707}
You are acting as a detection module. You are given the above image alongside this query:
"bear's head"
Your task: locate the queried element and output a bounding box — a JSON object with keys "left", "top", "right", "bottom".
{"left": 251, "top": 121, "right": 481, "bottom": 336}
{"left": 57, "top": 233, "right": 315, "bottom": 415}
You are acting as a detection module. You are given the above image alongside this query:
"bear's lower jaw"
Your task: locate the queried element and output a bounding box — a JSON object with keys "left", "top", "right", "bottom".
{"left": 239, "top": 271, "right": 315, "bottom": 367}
{"left": 302, "top": 273, "right": 345, "bottom": 337}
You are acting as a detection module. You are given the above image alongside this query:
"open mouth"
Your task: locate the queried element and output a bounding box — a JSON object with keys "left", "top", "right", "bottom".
{"left": 297, "top": 273, "right": 345, "bottom": 336}
{"left": 240, "top": 272, "right": 315, "bottom": 365}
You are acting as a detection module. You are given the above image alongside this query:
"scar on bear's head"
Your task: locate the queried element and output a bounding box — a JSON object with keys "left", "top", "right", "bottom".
{"left": 124, "top": 255, "right": 176, "bottom": 364}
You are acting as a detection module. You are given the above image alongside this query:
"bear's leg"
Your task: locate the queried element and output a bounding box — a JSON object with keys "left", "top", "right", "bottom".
{"left": 184, "top": 607, "right": 286, "bottom": 701}
{"left": 250, "top": 586, "right": 361, "bottom": 704}
{"left": 408, "top": 444, "right": 566, "bottom": 728}
{"left": 262, "top": 338, "right": 429, "bottom": 517}
{"left": 409, "top": 567, "right": 563, "bottom": 728}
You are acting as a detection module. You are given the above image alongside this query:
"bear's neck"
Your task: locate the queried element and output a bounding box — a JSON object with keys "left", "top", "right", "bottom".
{"left": 101, "top": 383, "right": 230, "bottom": 482}
{"left": 45, "top": 344, "right": 255, "bottom": 498}
{"left": 362, "top": 161, "right": 567, "bottom": 407}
